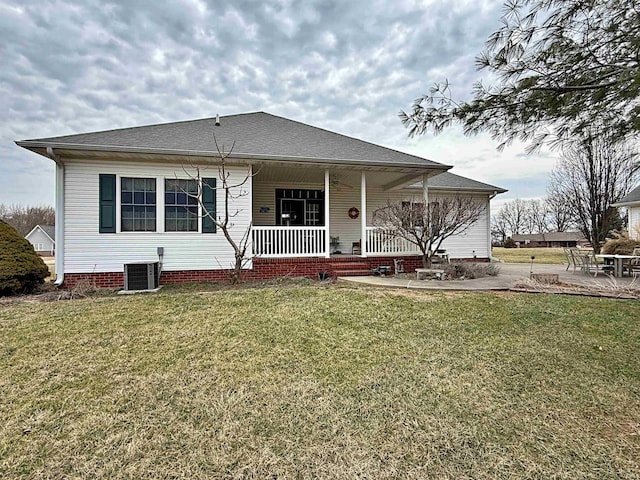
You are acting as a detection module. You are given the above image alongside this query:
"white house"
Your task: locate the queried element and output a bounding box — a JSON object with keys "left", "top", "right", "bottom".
{"left": 613, "top": 185, "right": 640, "bottom": 240}
{"left": 24, "top": 224, "right": 55, "bottom": 256}
{"left": 16, "top": 112, "right": 506, "bottom": 288}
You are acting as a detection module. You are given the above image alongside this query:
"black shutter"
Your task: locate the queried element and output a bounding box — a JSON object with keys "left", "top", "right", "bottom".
{"left": 202, "top": 178, "right": 217, "bottom": 233}
{"left": 99, "top": 174, "right": 116, "bottom": 233}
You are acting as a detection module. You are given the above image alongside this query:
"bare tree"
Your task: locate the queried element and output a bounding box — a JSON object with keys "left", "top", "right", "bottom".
{"left": 493, "top": 196, "right": 578, "bottom": 239}
{"left": 525, "top": 200, "right": 549, "bottom": 234}
{"left": 0, "top": 204, "right": 55, "bottom": 236}
{"left": 494, "top": 199, "right": 530, "bottom": 237}
{"left": 544, "top": 195, "right": 574, "bottom": 233}
{"left": 373, "top": 196, "right": 486, "bottom": 268}
{"left": 548, "top": 135, "right": 639, "bottom": 253}
{"left": 491, "top": 213, "right": 509, "bottom": 246}
{"left": 182, "top": 138, "right": 256, "bottom": 284}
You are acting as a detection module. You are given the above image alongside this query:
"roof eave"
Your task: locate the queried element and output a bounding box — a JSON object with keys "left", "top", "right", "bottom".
{"left": 15, "top": 140, "right": 452, "bottom": 172}
{"left": 405, "top": 185, "right": 508, "bottom": 194}
{"left": 611, "top": 201, "right": 640, "bottom": 207}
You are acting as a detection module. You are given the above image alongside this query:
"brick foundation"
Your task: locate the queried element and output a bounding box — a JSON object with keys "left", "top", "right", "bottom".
{"left": 61, "top": 255, "right": 489, "bottom": 289}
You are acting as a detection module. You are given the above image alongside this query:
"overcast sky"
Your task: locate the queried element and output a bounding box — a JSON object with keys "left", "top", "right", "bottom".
{"left": 0, "top": 0, "right": 559, "bottom": 211}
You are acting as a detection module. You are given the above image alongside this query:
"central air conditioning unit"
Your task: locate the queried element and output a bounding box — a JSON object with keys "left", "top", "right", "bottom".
{"left": 124, "top": 262, "right": 160, "bottom": 291}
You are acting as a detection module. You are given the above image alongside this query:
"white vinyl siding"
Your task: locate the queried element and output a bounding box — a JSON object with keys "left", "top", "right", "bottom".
{"left": 629, "top": 206, "right": 640, "bottom": 240}
{"left": 63, "top": 159, "right": 252, "bottom": 274}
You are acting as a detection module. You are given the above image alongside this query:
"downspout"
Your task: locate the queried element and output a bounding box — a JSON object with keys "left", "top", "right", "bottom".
{"left": 46, "top": 147, "right": 65, "bottom": 286}
{"left": 488, "top": 191, "right": 498, "bottom": 262}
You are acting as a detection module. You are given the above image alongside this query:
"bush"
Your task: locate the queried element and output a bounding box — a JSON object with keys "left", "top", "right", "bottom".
{"left": 0, "top": 220, "right": 50, "bottom": 295}
{"left": 601, "top": 236, "right": 640, "bottom": 255}
{"left": 444, "top": 262, "right": 500, "bottom": 280}
{"left": 503, "top": 237, "right": 516, "bottom": 248}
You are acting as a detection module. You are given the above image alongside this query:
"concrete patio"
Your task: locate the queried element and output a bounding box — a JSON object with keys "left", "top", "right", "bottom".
{"left": 338, "top": 263, "right": 639, "bottom": 291}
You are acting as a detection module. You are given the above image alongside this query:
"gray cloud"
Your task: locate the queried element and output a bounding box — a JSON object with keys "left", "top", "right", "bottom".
{"left": 1, "top": 0, "right": 550, "bottom": 206}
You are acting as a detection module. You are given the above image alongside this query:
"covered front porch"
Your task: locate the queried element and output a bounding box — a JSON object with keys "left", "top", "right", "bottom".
{"left": 251, "top": 164, "right": 433, "bottom": 259}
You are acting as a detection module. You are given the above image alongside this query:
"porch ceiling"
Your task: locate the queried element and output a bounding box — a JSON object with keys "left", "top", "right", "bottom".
{"left": 254, "top": 164, "right": 432, "bottom": 188}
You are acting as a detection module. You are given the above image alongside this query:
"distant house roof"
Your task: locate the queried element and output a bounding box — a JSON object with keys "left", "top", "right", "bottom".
{"left": 16, "top": 112, "right": 450, "bottom": 171}
{"left": 612, "top": 185, "right": 640, "bottom": 207}
{"left": 512, "top": 232, "right": 584, "bottom": 243}
{"left": 406, "top": 172, "right": 507, "bottom": 193}
{"left": 25, "top": 224, "right": 55, "bottom": 242}
{"left": 40, "top": 225, "right": 55, "bottom": 241}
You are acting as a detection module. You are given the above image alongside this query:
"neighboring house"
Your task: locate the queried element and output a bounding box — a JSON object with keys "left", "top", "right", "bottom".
{"left": 16, "top": 112, "right": 506, "bottom": 288}
{"left": 25, "top": 224, "right": 55, "bottom": 255}
{"left": 511, "top": 232, "right": 586, "bottom": 248}
{"left": 612, "top": 185, "right": 640, "bottom": 240}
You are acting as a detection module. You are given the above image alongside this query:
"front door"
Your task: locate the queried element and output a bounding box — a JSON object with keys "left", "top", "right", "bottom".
{"left": 280, "top": 199, "right": 305, "bottom": 226}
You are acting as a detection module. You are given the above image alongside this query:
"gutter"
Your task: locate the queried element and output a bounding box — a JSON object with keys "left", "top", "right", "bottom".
{"left": 45, "top": 147, "right": 64, "bottom": 286}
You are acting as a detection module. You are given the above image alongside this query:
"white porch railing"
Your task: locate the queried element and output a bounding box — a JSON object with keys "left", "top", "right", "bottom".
{"left": 252, "top": 226, "right": 327, "bottom": 258}
{"left": 366, "top": 227, "right": 421, "bottom": 255}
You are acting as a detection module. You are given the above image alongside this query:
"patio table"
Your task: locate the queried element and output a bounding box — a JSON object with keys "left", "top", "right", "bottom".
{"left": 614, "top": 255, "right": 640, "bottom": 278}
{"left": 596, "top": 254, "right": 640, "bottom": 277}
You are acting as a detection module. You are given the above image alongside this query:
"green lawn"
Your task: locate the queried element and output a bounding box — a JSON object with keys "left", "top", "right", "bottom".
{"left": 493, "top": 246, "right": 567, "bottom": 264}
{"left": 1, "top": 283, "right": 639, "bottom": 478}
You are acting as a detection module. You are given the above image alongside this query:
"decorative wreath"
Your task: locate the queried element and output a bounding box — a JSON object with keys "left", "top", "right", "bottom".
{"left": 348, "top": 207, "right": 359, "bottom": 219}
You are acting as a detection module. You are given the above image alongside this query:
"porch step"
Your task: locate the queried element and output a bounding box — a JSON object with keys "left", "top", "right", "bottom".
{"left": 329, "top": 262, "right": 369, "bottom": 270}
{"left": 329, "top": 261, "right": 371, "bottom": 278}
{"left": 333, "top": 269, "right": 373, "bottom": 277}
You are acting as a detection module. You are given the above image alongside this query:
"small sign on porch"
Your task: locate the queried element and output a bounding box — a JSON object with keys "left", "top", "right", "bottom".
{"left": 259, "top": 207, "right": 270, "bottom": 213}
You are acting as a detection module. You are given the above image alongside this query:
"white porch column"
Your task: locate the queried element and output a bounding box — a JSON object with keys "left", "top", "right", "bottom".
{"left": 361, "top": 171, "right": 367, "bottom": 257}
{"left": 423, "top": 173, "right": 430, "bottom": 254}
{"left": 422, "top": 173, "right": 429, "bottom": 204}
{"left": 324, "top": 168, "right": 330, "bottom": 258}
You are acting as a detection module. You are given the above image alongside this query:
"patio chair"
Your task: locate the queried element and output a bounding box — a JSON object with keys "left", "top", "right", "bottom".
{"left": 580, "top": 250, "right": 614, "bottom": 277}
{"left": 351, "top": 241, "right": 361, "bottom": 255}
{"left": 563, "top": 247, "right": 574, "bottom": 271}
{"left": 626, "top": 247, "right": 640, "bottom": 277}
{"left": 566, "top": 247, "right": 581, "bottom": 274}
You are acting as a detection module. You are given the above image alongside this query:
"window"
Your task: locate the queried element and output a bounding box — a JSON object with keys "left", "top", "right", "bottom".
{"left": 165, "top": 179, "right": 198, "bottom": 232}
{"left": 402, "top": 201, "right": 425, "bottom": 227}
{"left": 305, "top": 201, "right": 322, "bottom": 225}
{"left": 121, "top": 177, "right": 156, "bottom": 232}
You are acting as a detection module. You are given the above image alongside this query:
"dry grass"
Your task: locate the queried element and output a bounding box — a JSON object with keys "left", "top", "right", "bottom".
{"left": 1, "top": 284, "right": 639, "bottom": 478}
{"left": 514, "top": 277, "right": 640, "bottom": 299}
{"left": 493, "top": 246, "right": 567, "bottom": 264}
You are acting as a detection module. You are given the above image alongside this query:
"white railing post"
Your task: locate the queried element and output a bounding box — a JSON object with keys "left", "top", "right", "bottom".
{"left": 365, "top": 226, "right": 421, "bottom": 256}
{"left": 361, "top": 171, "right": 367, "bottom": 257}
{"left": 325, "top": 169, "right": 330, "bottom": 258}
{"left": 252, "top": 226, "right": 327, "bottom": 258}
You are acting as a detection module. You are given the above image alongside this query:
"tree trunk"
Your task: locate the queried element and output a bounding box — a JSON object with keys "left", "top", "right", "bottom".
{"left": 230, "top": 253, "right": 244, "bottom": 284}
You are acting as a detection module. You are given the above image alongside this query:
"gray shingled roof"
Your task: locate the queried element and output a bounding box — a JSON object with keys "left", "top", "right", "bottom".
{"left": 613, "top": 185, "right": 640, "bottom": 206}
{"left": 17, "top": 112, "right": 447, "bottom": 169}
{"left": 408, "top": 172, "right": 507, "bottom": 193}
{"left": 512, "top": 232, "right": 584, "bottom": 242}
{"left": 40, "top": 225, "right": 55, "bottom": 241}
